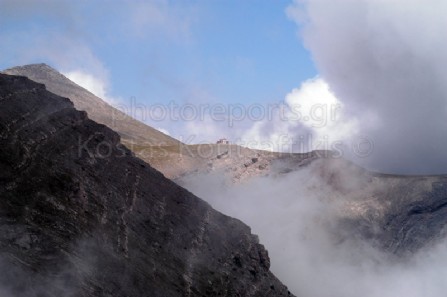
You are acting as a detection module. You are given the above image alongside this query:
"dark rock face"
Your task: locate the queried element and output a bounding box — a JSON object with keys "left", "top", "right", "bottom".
{"left": 0, "top": 73, "right": 293, "bottom": 296}
{"left": 379, "top": 178, "right": 447, "bottom": 255}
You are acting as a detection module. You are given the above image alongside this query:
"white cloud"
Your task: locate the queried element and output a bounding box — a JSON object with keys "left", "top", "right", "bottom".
{"left": 64, "top": 70, "right": 108, "bottom": 99}
{"left": 240, "top": 77, "right": 358, "bottom": 153}
{"left": 63, "top": 69, "right": 122, "bottom": 105}
{"left": 287, "top": 0, "right": 447, "bottom": 174}
{"left": 285, "top": 77, "right": 357, "bottom": 142}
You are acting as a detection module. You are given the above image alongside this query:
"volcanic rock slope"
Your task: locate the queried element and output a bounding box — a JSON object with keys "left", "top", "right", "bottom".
{"left": 6, "top": 64, "right": 447, "bottom": 258}
{"left": 0, "top": 73, "right": 294, "bottom": 296}
{"left": 3, "top": 63, "right": 180, "bottom": 146}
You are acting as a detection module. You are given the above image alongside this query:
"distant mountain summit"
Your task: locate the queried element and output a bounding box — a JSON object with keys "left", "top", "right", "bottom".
{"left": 2, "top": 63, "right": 180, "bottom": 146}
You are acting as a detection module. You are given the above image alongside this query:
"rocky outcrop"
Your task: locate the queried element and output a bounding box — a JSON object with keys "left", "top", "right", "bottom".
{"left": 375, "top": 177, "right": 447, "bottom": 255}
{"left": 0, "top": 73, "right": 293, "bottom": 296}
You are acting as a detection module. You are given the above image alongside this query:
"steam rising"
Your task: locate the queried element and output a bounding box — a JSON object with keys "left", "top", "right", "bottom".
{"left": 180, "top": 165, "right": 447, "bottom": 297}
{"left": 287, "top": 0, "right": 447, "bottom": 174}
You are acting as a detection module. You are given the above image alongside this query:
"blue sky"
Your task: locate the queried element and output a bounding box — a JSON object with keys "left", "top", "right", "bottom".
{"left": 0, "top": 0, "right": 316, "bottom": 107}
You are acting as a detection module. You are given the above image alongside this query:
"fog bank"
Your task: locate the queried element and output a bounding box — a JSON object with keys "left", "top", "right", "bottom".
{"left": 180, "top": 167, "right": 447, "bottom": 296}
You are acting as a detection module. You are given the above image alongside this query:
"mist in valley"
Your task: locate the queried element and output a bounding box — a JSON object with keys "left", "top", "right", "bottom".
{"left": 179, "top": 164, "right": 447, "bottom": 297}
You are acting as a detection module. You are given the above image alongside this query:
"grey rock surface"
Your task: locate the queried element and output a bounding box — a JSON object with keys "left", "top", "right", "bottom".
{"left": 281, "top": 157, "right": 447, "bottom": 256}
{"left": 0, "top": 73, "right": 293, "bottom": 296}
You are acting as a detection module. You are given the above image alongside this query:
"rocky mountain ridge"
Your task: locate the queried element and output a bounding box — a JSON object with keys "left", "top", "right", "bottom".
{"left": 5, "top": 63, "right": 447, "bottom": 259}
{"left": 0, "top": 73, "right": 294, "bottom": 296}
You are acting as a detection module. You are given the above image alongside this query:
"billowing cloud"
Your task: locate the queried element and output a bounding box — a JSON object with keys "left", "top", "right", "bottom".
{"left": 284, "top": 77, "right": 358, "bottom": 143}
{"left": 287, "top": 0, "right": 447, "bottom": 174}
{"left": 240, "top": 77, "right": 357, "bottom": 153}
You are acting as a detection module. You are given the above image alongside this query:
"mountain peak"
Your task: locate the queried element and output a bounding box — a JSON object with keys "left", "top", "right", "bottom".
{"left": 2, "top": 63, "right": 181, "bottom": 147}
{"left": 3, "top": 63, "right": 58, "bottom": 74}
{"left": 11, "top": 62, "right": 52, "bottom": 68}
